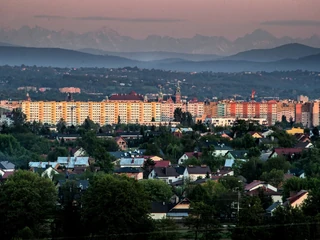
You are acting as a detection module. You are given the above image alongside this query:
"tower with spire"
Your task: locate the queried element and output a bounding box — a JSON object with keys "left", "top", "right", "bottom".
{"left": 175, "top": 82, "right": 181, "bottom": 103}
{"left": 158, "top": 86, "right": 163, "bottom": 102}
{"left": 26, "top": 92, "right": 31, "bottom": 101}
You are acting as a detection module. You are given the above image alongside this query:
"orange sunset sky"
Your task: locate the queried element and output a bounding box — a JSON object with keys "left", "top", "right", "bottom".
{"left": 1, "top": 0, "right": 320, "bottom": 39}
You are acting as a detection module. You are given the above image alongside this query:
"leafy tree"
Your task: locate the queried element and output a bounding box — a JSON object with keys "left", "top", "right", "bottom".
{"left": 81, "top": 174, "right": 153, "bottom": 237}
{"left": 150, "top": 218, "right": 180, "bottom": 240}
{"left": 247, "top": 147, "right": 261, "bottom": 158}
{"left": 296, "top": 148, "right": 320, "bottom": 177}
{"left": 185, "top": 201, "right": 221, "bottom": 240}
{"left": 282, "top": 177, "right": 309, "bottom": 200}
{"left": 47, "top": 147, "right": 69, "bottom": 162}
{"left": 182, "top": 157, "right": 201, "bottom": 167}
{"left": 139, "top": 179, "right": 173, "bottom": 202}
{"left": 0, "top": 170, "right": 57, "bottom": 239}
{"left": 239, "top": 158, "right": 264, "bottom": 182}
{"left": 82, "top": 116, "right": 99, "bottom": 131}
{"left": 271, "top": 130, "right": 297, "bottom": 148}
{"left": 263, "top": 156, "right": 291, "bottom": 172}
{"left": 173, "top": 108, "right": 183, "bottom": 123}
{"left": 260, "top": 169, "right": 284, "bottom": 188}
{"left": 56, "top": 118, "right": 67, "bottom": 133}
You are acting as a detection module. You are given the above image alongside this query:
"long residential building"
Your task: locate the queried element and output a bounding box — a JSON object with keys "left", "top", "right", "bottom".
{"left": 21, "top": 89, "right": 204, "bottom": 126}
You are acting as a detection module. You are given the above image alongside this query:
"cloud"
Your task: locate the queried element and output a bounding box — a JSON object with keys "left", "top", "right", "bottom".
{"left": 34, "top": 15, "right": 66, "bottom": 19}
{"left": 261, "top": 20, "right": 320, "bottom": 26}
{"left": 73, "top": 16, "right": 185, "bottom": 23}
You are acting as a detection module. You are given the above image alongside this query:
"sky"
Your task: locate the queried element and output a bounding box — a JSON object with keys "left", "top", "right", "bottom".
{"left": 1, "top": 0, "right": 320, "bottom": 39}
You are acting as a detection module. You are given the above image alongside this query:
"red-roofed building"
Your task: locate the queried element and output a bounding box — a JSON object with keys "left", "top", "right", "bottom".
{"left": 284, "top": 190, "right": 308, "bottom": 208}
{"left": 109, "top": 91, "right": 144, "bottom": 101}
{"left": 154, "top": 161, "right": 171, "bottom": 168}
{"left": 178, "top": 152, "right": 203, "bottom": 165}
{"left": 269, "top": 148, "right": 303, "bottom": 159}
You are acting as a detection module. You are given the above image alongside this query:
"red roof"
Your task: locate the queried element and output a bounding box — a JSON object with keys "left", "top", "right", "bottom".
{"left": 184, "top": 152, "right": 202, "bottom": 159}
{"left": 247, "top": 186, "right": 280, "bottom": 196}
{"left": 274, "top": 148, "right": 303, "bottom": 156}
{"left": 245, "top": 180, "right": 264, "bottom": 191}
{"left": 109, "top": 91, "right": 144, "bottom": 101}
{"left": 154, "top": 161, "right": 171, "bottom": 168}
{"left": 1, "top": 171, "right": 14, "bottom": 179}
{"left": 286, "top": 190, "right": 308, "bottom": 205}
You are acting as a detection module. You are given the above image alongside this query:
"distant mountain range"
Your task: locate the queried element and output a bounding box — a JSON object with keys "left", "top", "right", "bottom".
{"left": 223, "top": 43, "right": 320, "bottom": 62}
{"left": 1, "top": 26, "right": 320, "bottom": 55}
{"left": 1, "top": 44, "right": 320, "bottom": 72}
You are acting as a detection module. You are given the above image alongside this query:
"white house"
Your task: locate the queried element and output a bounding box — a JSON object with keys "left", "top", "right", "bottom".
{"left": 178, "top": 152, "right": 202, "bottom": 165}
{"left": 183, "top": 165, "right": 211, "bottom": 181}
{"left": 148, "top": 167, "right": 184, "bottom": 184}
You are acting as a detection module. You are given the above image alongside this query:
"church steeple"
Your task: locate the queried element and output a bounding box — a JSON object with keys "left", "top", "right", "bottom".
{"left": 175, "top": 82, "right": 181, "bottom": 103}
{"left": 158, "top": 86, "right": 163, "bottom": 102}
{"left": 26, "top": 92, "right": 31, "bottom": 101}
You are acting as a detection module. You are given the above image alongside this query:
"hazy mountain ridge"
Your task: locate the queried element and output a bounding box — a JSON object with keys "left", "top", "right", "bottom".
{"left": 1, "top": 26, "right": 320, "bottom": 55}
{"left": 0, "top": 45, "right": 320, "bottom": 72}
{"left": 223, "top": 43, "right": 320, "bottom": 62}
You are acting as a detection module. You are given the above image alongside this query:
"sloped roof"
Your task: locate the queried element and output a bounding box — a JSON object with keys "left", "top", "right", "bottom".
{"left": 294, "top": 142, "right": 313, "bottom": 149}
{"left": 266, "top": 201, "right": 282, "bottom": 212}
{"left": 114, "top": 167, "right": 141, "bottom": 173}
{"left": 120, "top": 158, "right": 144, "bottom": 166}
{"left": 0, "top": 161, "right": 15, "bottom": 170}
{"left": 224, "top": 159, "right": 235, "bottom": 168}
{"left": 154, "top": 161, "right": 170, "bottom": 168}
{"left": 151, "top": 202, "right": 175, "bottom": 213}
{"left": 229, "top": 150, "right": 248, "bottom": 159}
{"left": 184, "top": 152, "right": 202, "bottom": 159}
{"left": 245, "top": 180, "right": 264, "bottom": 191}
{"left": 29, "top": 162, "right": 59, "bottom": 169}
{"left": 285, "top": 190, "right": 308, "bottom": 206}
{"left": 274, "top": 148, "right": 303, "bottom": 156}
{"left": 153, "top": 167, "right": 179, "bottom": 177}
{"left": 109, "top": 91, "right": 144, "bottom": 101}
{"left": 186, "top": 165, "right": 211, "bottom": 175}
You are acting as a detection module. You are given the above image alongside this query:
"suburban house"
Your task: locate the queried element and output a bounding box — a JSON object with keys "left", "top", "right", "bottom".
{"left": 149, "top": 166, "right": 184, "bottom": 184}
{"left": 248, "top": 131, "right": 263, "bottom": 138}
{"left": 119, "top": 157, "right": 145, "bottom": 168}
{"left": 29, "top": 161, "right": 60, "bottom": 170}
{"left": 178, "top": 152, "right": 202, "bottom": 165}
{"left": 115, "top": 136, "right": 128, "bottom": 151}
{"left": 41, "top": 166, "right": 60, "bottom": 180}
{"left": 245, "top": 180, "right": 281, "bottom": 202}
{"left": 114, "top": 167, "right": 143, "bottom": 180}
{"left": 261, "top": 129, "right": 274, "bottom": 138}
{"left": 0, "top": 161, "right": 15, "bottom": 176}
{"left": 72, "top": 147, "right": 86, "bottom": 157}
{"left": 183, "top": 165, "right": 211, "bottom": 181}
{"left": 154, "top": 160, "right": 171, "bottom": 168}
{"left": 167, "top": 198, "right": 190, "bottom": 220}
{"left": 226, "top": 150, "right": 249, "bottom": 160}
{"left": 143, "top": 156, "right": 163, "bottom": 161}
{"left": 269, "top": 148, "right": 303, "bottom": 159}
{"left": 150, "top": 202, "right": 175, "bottom": 220}
{"left": 286, "top": 127, "right": 304, "bottom": 135}
{"left": 283, "top": 190, "right": 308, "bottom": 208}
{"left": 0, "top": 161, "right": 15, "bottom": 180}
{"left": 213, "top": 144, "right": 233, "bottom": 157}
{"left": 266, "top": 201, "right": 282, "bottom": 217}
{"left": 57, "top": 157, "right": 90, "bottom": 168}
{"left": 294, "top": 142, "right": 314, "bottom": 149}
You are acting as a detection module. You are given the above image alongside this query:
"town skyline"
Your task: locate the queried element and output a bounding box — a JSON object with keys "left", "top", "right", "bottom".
{"left": 2, "top": 0, "right": 320, "bottom": 39}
